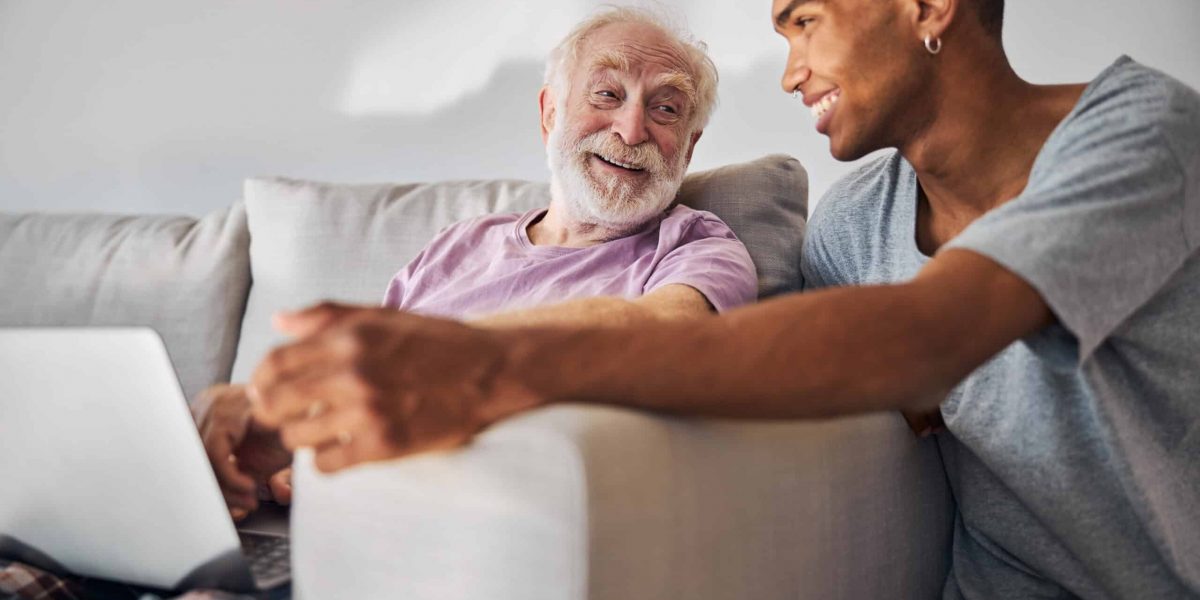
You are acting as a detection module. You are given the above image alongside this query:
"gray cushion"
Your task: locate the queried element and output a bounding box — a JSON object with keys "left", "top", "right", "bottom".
{"left": 0, "top": 206, "right": 252, "bottom": 403}
{"left": 676, "top": 154, "right": 808, "bottom": 298}
{"left": 231, "top": 155, "right": 807, "bottom": 382}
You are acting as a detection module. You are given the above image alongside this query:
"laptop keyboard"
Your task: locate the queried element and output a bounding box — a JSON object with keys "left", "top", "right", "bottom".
{"left": 239, "top": 532, "right": 291, "bottom": 588}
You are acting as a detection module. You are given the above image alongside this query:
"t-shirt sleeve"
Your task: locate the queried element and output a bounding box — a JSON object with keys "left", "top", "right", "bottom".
{"left": 800, "top": 198, "right": 850, "bottom": 290}
{"left": 380, "top": 246, "right": 428, "bottom": 308}
{"left": 945, "top": 69, "right": 1199, "bottom": 359}
{"left": 380, "top": 220, "right": 465, "bottom": 308}
{"left": 644, "top": 212, "right": 758, "bottom": 313}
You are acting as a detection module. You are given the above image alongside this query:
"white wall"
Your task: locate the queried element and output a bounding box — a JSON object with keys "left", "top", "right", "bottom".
{"left": 2, "top": 0, "right": 1198, "bottom": 216}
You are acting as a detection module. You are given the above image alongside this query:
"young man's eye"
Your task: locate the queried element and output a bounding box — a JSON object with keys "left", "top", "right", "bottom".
{"left": 794, "top": 17, "right": 815, "bottom": 29}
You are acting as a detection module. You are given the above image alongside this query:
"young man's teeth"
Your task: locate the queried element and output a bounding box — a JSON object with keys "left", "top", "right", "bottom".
{"left": 810, "top": 92, "right": 840, "bottom": 120}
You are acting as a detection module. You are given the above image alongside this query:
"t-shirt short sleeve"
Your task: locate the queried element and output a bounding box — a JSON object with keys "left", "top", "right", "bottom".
{"left": 945, "top": 60, "right": 1200, "bottom": 359}
{"left": 800, "top": 194, "right": 844, "bottom": 291}
{"left": 644, "top": 211, "right": 758, "bottom": 313}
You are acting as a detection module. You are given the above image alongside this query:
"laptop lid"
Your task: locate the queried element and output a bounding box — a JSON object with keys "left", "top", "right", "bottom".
{"left": 0, "top": 327, "right": 252, "bottom": 590}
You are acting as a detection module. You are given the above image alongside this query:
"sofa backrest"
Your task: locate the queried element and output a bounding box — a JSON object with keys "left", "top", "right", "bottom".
{"left": 230, "top": 154, "right": 807, "bottom": 382}
{"left": 0, "top": 206, "right": 251, "bottom": 403}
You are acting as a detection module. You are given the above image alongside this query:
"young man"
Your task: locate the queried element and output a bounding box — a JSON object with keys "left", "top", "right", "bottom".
{"left": 248, "top": 0, "right": 1200, "bottom": 597}
{"left": 195, "top": 8, "right": 756, "bottom": 519}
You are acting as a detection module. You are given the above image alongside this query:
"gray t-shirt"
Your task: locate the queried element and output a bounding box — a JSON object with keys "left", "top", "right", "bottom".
{"left": 802, "top": 56, "right": 1200, "bottom": 599}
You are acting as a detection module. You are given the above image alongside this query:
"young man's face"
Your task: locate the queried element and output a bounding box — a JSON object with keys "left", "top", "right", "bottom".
{"left": 773, "top": 0, "right": 930, "bottom": 161}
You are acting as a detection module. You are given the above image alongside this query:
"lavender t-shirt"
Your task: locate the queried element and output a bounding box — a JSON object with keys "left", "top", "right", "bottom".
{"left": 382, "top": 205, "right": 757, "bottom": 319}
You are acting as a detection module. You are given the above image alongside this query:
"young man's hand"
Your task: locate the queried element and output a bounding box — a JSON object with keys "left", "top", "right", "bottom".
{"left": 248, "top": 303, "right": 542, "bottom": 473}
{"left": 193, "top": 383, "right": 293, "bottom": 519}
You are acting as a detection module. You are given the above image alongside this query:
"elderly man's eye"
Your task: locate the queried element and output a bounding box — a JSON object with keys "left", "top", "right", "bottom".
{"left": 595, "top": 90, "right": 619, "bottom": 99}
{"left": 655, "top": 105, "right": 678, "bottom": 114}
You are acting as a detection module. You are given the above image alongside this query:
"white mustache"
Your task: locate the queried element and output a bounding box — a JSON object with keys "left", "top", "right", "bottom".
{"left": 573, "top": 131, "right": 667, "bottom": 174}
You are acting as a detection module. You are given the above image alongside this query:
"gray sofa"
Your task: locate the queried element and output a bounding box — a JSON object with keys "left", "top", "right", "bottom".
{"left": 0, "top": 155, "right": 953, "bottom": 599}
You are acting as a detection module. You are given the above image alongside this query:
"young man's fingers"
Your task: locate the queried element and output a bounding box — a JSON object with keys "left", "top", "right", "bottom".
{"left": 272, "top": 302, "right": 366, "bottom": 339}
{"left": 311, "top": 426, "right": 422, "bottom": 473}
{"left": 278, "top": 403, "right": 371, "bottom": 451}
{"left": 312, "top": 440, "right": 363, "bottom": 474}
{"left": 252, "top": 368, "right": 373, "bottom": 429}
{"left": 249, "top": 334, "right": 348, "bottom": 405}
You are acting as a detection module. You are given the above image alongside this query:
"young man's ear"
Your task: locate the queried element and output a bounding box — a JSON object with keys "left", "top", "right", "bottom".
{"left": 684, "top": 130, "right": 703, "bottom": 167}
{"left": 910, "top": 0, "right": 959, "bottom": 41}
{"left": 539, "top": 86, "right": 556, "bottom": 144}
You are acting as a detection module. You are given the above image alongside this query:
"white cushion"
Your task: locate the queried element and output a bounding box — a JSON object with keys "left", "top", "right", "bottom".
{"left": 291, "top": 408, "right": 952, "bottom": 599}
{"left": 230, "top": 155, "right": 808, "bottom": 383}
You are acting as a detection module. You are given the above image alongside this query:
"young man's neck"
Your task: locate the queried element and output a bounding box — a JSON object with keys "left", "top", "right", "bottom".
{"left": 900, "top": 46, "right": 1086, "bottom": 222}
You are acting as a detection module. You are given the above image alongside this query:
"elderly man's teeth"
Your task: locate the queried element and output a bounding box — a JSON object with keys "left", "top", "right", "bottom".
{"left": 597, "top": 154, "right": 644, "bottom": 171}
{"left": 810, "top": 92, "right": 840, "bottom": 120}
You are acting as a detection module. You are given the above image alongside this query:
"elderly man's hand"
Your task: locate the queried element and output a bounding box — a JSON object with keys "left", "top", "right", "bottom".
{"left": 194, "top": 384, "right": 293, "bottom": 519}
{"left": 248, "top": 303, "right": 540, "bottom": 473}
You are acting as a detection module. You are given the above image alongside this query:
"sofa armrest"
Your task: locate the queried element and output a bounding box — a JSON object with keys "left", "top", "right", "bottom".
{"left": 291, "top": 405, "right": 952, "bottom": 600}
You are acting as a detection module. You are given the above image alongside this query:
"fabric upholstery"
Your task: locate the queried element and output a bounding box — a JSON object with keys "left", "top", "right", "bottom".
{"left": 231, "top": 155, "right": 807, "bottom": 382}
{"left": 0, "top": 206, "right": 251, "bottom": 403}
{"left": 291, "top": 407, "right": 952, "bottom": 599}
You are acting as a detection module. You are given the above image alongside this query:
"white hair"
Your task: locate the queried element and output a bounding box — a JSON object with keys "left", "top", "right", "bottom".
{"left": 543, "top": 5, "right": 719, "bottom": 130}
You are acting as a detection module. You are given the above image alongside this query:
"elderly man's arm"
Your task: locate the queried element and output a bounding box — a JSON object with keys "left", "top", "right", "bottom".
{"left": 472, "top": 284, "right": 715, "bottom": 329}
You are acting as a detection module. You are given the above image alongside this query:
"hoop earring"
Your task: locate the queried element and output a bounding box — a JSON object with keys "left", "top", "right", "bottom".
{"left": 924, "top": 35, "right": 943, "bottom": 55}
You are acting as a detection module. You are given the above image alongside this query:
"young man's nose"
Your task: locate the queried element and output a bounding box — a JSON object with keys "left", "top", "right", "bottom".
{"left": 781, "top": 48, "right": 812, "bottom": 95}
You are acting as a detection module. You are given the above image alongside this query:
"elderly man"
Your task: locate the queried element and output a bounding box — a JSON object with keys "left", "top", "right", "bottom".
{"left": 248, "top": 0, "right": 1200, "bottom": 597}
{"left": 195, "top": 7, "right": 756, "bottom": 518}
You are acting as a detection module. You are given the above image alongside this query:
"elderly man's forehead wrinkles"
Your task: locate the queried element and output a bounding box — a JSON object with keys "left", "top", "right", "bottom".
{"left": 583, "top": 32, "right": 692, "bottom": 74}
{"left": 584, "top": 55, "right": 696, "bottom": 110}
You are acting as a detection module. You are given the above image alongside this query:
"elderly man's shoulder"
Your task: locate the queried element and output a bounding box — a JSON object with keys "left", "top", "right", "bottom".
{"left": 661, "top": 204, "right": 746, "bottom": 244}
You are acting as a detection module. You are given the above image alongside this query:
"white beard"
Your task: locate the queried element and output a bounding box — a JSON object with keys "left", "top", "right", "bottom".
{"left": 546, "top": 125, "right": 690, "bottom": 237}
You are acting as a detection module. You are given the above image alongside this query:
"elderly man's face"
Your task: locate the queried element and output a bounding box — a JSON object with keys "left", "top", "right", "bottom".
{"left": 544, "top": 21, "right": 701, "bottom": 233}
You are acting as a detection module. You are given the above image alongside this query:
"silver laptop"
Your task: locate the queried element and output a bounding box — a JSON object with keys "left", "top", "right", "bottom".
{"left": 0, "top": 327, "right": 290, "bottom": 592}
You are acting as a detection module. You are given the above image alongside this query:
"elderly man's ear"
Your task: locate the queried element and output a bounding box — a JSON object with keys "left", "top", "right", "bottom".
{"left": 539, "top": 86, "right": 556, "bottom": 144}
{"left": 685, "top": 130, "right": 702, "bottom": 166}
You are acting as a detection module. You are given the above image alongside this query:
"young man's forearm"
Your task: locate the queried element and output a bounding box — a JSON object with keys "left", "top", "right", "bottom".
{"left": 502, "top": 251, "right": 1052, "bottom": 419}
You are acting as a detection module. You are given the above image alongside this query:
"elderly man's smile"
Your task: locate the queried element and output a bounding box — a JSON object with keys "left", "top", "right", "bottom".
{"left": 591, "top": 153, "right": 649, "bottom": 174}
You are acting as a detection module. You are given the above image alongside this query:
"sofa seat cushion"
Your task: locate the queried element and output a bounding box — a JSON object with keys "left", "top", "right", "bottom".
{"left": 231, "top": 154, "right": 807, "bottom": 382}
{"left": 290, "top": 407, "right": 952, "bottom": 599}
{"left": 0, "top": 205, "right": 251, "bottom": 403}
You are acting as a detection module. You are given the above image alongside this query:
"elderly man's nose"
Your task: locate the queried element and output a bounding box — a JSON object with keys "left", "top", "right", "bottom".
{"left": 612, "top": 104, "right": 650, "bottom": 146}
